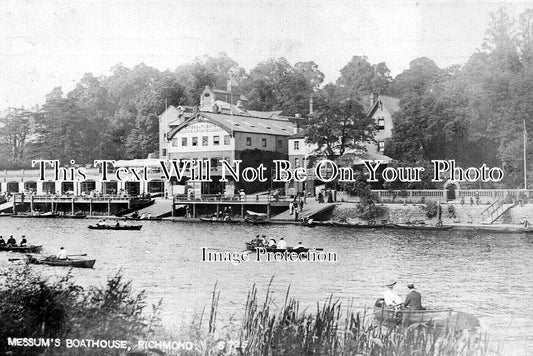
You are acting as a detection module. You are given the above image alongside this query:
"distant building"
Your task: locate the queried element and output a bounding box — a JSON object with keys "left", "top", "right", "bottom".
{"left": 366, "top": 94, "right": 400, "bottom": 155}
{"left": 159, "top": 86, "right": 297, "bottom": 196}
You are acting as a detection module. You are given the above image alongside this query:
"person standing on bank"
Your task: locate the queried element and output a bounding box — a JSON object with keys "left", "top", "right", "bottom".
{"left": 403, "top": 283, "right": 423, "bottom": 310}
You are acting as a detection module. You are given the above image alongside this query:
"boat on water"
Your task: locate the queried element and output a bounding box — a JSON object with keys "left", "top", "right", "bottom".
{"left": 302, "top": 220, "right": 335, "bottom": 227}
{"left": 124, "top": 216, "right": 162, "bottom": 221}
{"left": 244, "top": 242, "right": 321, "bottom": 253}
{"left": 373, "top": 298, "right": 479, "bottom": 330}
{"left": 26, "top": 255, "right": 95, "bottom": 268}
{"left": 473, "top": 226, "right": 532, "bottom": 234}
{"left": 244, "top": 210, "right": 270, "bottom": 224}
{"left": 12, "top": 212, "right": 59, "bottom": 218}
{"left": 393, "top": 223, "right": 454, "bottom": 231}
{"left": 200, "top": 217, "right": 240, "bottom": 223}
{"left": 88, "top": 224, "right": 142, "bottom": 230}
{"left": 0, "top": 245, "right": 42, "bottom": 253}
{"left": 332, "top": 221, "right": 390, "bottom": 228}
{"left": 59, "top": 214, "right": 87, "bottom": 219}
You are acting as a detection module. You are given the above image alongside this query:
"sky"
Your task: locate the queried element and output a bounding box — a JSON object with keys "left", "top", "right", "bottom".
{"left": 1, "top": 0, "right": 532, "bottom": 109}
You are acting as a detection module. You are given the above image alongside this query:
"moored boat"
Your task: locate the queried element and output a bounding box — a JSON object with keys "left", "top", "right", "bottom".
{"left": 0, "top": 245, "right": 42, "bottom": 253}
{"left": 88, "top": 224, "right": 142, "bottom": 230}
{"left": 26, "top": 255, "right": 95, "bottom": 268}
{"left": 200, "top": 217, "right": 240, "bottom": 223}
{"left": 373, "top": 298, "right": 479, "bottom": 330}
{"left": 12, "top": 212, "right": 60, "bottom": 218}
{"left": 244, "top": 210, "right": 270, "bottom": 224}
{"left": 332, "top": 221, "right": 389, "bottom": 228}
{"left": 393, "top": 223, "right": 454, "bottom": 231}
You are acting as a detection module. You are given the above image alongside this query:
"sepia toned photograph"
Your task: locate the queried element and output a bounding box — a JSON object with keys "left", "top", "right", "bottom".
{"left": 1, "top": 0, "right": 533, "bottom": 355}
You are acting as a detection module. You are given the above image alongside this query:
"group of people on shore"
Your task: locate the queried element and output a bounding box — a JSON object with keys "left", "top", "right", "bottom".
{"left": 383, "top": 281, "right": 423, "bottom": 310}
{"left": 250, "top": 235, "right": 304, "bottom": 250}
{"left": 0, "top": 235, "right": 28, "bottom": 247}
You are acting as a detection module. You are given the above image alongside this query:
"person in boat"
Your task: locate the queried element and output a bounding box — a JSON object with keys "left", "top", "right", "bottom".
{"left": 0, "top": 236, "right": 5, "bottom": 246}
{"left": 147, "top": 212, "right": 152, "bottom": 219}
{"left": 294, "top": 241, "right": 304, "bottom": 250}
{"left": 277, "top": 237, "right": 287, "bottom": 250}
{"left": 268, "top": 239, "right": 277, "bottom": 248}
{"left": 115, "top": 220, "right": 121, "bottom": 227}
{"left": 96, "top": 219, "right": 106, "bottom": 226}
{"left": 131, "top": 211, "right": 139, "bottom": 219}
{"left": 261, "top": 235, "right": 268, "bottom": 246}
{"left": 19, "top": 236, "right": 27, "bottom": 247}
{"left": 383, "top": 281, "right": 403, "bottom": 307}
{"left": 56, "top": 247, "right": 68, "bottom": 260}
{"left": 7, "top": 235, "right": 16, "bottom": 246}
{"left": 403, "top": 283, "right": 423, "bottom": 310}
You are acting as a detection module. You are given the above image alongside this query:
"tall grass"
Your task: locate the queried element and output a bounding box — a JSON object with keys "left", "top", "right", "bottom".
{"left": 190, "top": 282, "right": 496, "bottom": 356}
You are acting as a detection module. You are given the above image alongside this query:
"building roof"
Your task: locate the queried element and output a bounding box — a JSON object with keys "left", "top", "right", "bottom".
{"left": 246, "top": 110, "right": 283, "bottom": 119}
{"left": 289, "top": 127, "right": 310, "bottom": 139}
{"left": 168, "top": 112, "right": 296, "bottom": 139}
{"left": 367, "top": 95, "right": 400, "bottom": 117}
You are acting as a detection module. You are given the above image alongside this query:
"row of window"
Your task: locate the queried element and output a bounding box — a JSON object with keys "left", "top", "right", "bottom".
{"left": 173, "top": 135, "right": 232, "bottom": 147}
{"left": 292, "top": 139, "right": 384, "bottom": 151}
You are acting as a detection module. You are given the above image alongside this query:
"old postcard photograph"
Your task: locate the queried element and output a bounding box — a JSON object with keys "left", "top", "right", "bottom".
{"left": 1, "top": 0, "right": 532, "bottom": 355}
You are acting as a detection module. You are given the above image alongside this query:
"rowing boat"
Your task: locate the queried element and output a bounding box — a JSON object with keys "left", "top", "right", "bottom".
{"left": 332, "top": 221, "right": 389, "bottom": 228}
{"left": 373, "top": 298, "right": 479, "bottom": 330}
{"left": 200, "top": 217, "right": 240, "bottom": 223}
{"left": 393, "top": 224, "right": 454, "bottom": 231}
{"left": 245, "top": 242, "right": 322, "bottom": 253}
{"left": 26, "top": 255, "right": 95, "bottom": 268}
{"left": 12, "top": 212, "right": 60, "bottom": 218}
{"left": 88, "top": 224, "right": 142, "bottom": 230}
{"left": 0, "top": 245, "right": 42, "bottom": 253}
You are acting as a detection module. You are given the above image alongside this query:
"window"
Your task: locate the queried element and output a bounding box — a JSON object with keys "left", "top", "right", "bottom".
{"left": 378, "top": 141, "right": 385, "bottom": 152}
{"left": 192, "top": 137, "right": 198, "bottom": 146}
{"left": 261, "top": 138, "right": 267, "bottom": 147}
{"left": 294, "top": 140, "right": 300, "bottom": 150}
{"left": 295, "top": 158, "right": 299, "bottom": 167}
{"left": 213, "top": 136, "right": 220, "bottom": 145}
{"left": 377, "top": 117, "right": 385, "bottom": 130}
{"left": 246, "top": 137, "right": 252, "bottom": 146}
{"left": 182, "top": 137, "right": 188, "bottom": 146}
{"left": 172, "top": 138, "right": 179, "bottom": 147}
{"left": 162, "top": 149, "right": 167, "bottom": 156}
{"left": 211, "top": 157, "right": 220, "bottom": 168}
{"left": 277, "top": 139, "right": 282, "bottom": 148}
{"left": 202, "top": 136, "right": 208, "bottom": 146}
{"left": 224, "top": 135, "right": 230, "bottom": 145}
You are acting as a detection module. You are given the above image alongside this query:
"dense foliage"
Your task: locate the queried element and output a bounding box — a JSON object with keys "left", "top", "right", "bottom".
{"left": 0, "top": 266, "right": 160, "bottom": 356}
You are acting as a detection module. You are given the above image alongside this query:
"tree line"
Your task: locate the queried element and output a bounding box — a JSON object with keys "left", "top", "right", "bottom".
{"left": 1, "top": 8, "right": 532, "bottom": 187}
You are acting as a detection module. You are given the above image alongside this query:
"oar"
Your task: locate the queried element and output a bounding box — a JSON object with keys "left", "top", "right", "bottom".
{"left": 67, "top": 254, "right": 87, "bottom": 257}
{"left": 8, "top": 258, "right": 26, "bottom": 262}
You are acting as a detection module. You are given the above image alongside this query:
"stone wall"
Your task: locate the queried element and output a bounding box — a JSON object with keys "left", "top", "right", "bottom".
{"left": 330, "top": 202, "right": 530, "bottom": 224}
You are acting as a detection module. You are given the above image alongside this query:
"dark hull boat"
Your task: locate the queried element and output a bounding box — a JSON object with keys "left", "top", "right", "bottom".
{"left": 88, "top": 225, "right": 142, "bottom": 230}
{"left": 373, "top": 299, "right": 479, "bottom": 330}
{"left": 393, "top": 224, "right": 454, "bottom": 231}
{"left": 245, "top": 242, "right": 322, "bottom": 253}
{"left": 0, "top": 245, "right": 42, "bottom": 253}
{"left": 26, "top": 255, "right": 95, "bottom": 268}
{"left": 200, "top": 217, "right": 240, "bottom": 223}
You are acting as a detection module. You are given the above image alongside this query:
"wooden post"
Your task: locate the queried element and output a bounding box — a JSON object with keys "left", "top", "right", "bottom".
{"left": 216, "top": 203, "right": 219, "bottom": 219}
{"left": 12, "top": 194, "right": 15, "bottom": 214}
{"left": 241, "top": 203, "right": 244, "bottom": 218}
{"left": 193, "top": 203, "right": 196, "bottom": 218}
{"left": 107, "top": 199, "right": 111, "bottom": 216}
{"left": 267, "top": 203, "right": 271, "bottom": 219}
{"left": 71, "top": 197, "right": 75, "bottom": 215}
{"left": 30, "top": 195, "right": 34, "bottom": 212}
{"left": 89, "top": 198, "right": 93, "bottom": 216}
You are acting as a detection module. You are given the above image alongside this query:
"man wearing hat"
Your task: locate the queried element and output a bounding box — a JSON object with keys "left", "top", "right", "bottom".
{"left": 403, "top": 283, "right": 423, "bottom": 310}
{"left": 383, "top": 281, "right": 403, "bottom": 306}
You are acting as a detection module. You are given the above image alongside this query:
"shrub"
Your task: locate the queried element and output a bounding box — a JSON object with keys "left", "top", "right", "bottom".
{"left": 423, "top": 201, "right": 439, "bottom": 219}
{"left": 0, "top": 266, "right": 160, "bottom": 356}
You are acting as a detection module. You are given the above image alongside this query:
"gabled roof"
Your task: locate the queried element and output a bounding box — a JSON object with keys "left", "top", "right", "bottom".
{"left": 367, "top": 95, "right": 400, "bottom": 117}
{"left": 246, "top": 110, "right": 283, "bottom": 119}
{"left": 168, "top": 112, "right": 296, "bottom": 139}
{"left": 289, "top": 127, "right": 310, "bottom": 140}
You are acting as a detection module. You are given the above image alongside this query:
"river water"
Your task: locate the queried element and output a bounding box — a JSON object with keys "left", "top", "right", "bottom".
{"left": 1, "top": 218, "right": 532, "bottom": 355}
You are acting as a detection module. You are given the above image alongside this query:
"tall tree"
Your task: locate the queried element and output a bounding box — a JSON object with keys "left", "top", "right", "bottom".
{"left": 336, "top": 56, "right": 391, "bottom": 98}
{"left": 306, "top": 84, "right": 375, "bottom": 160}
